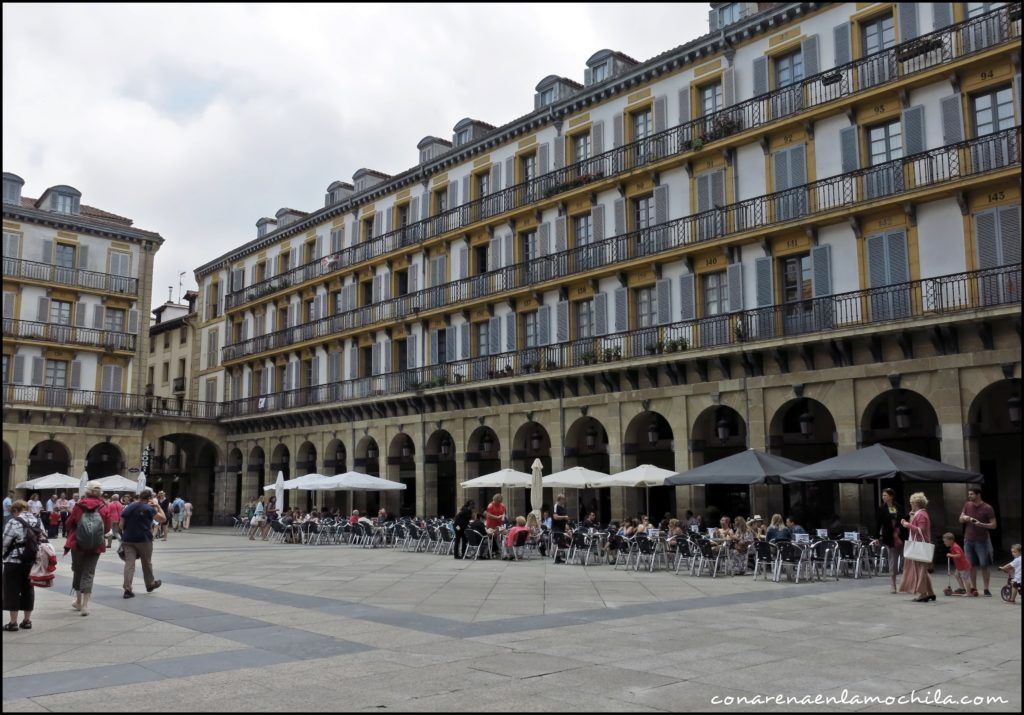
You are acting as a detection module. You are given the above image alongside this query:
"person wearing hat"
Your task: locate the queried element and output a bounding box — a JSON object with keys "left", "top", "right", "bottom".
{"left": 748, "top": 515, "right": 766, "bottom": 539}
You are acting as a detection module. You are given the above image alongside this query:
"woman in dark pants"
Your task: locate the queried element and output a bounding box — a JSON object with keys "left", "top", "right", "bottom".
{"left": 3, "top": 500, "right": 41, "bottom": 631}
{"left": 874, "top": 487, "right": 908, "bottom": 594}
{"left": 452, "top": 501, "right": 474, "bottom": 559}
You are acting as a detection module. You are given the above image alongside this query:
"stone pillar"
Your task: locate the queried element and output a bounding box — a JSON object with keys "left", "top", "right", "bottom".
{"left": 417, "top": 459, "right": 430, "bottom": 518}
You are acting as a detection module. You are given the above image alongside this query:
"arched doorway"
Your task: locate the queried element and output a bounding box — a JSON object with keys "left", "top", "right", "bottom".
{"left": 565, "top": 416, "right": 609, "bottom": 521}
{"left": 426, "top": 430, "right": 456, "bottom": 519}
{"left": 769, "top": 398, "right": 838, "bottom": 530}
{"left": 28, "top": 440, "right": 71, "bottom": 479}
{"left": 967, "top": 378, "right": 1021, "bottom": 554}
{"left": 296, "top": 441, "right": 317, "bottom": 511}
{"left": 511, "top": 422, "right": 551, "bottom": 517}
{"left": 153, "top": 433, "right": 220, "bottom": 524}
{"left": 354, "top": 436, "right": 380, "bottom": 515}
{"left": 247, "top": 446, "right": 266, "bottom": 504}
{"left": 388, "top": 434, "right": 416, "bottom": 517}
{"left": 623, "top": 411, "right": 675, "bottom": 522}
{"left": 323, "top": 439, "right": 348, "bottom": 512}
{"left": 85, "top": 442, "right": 125, "bottom": 480}
{"left": 227, "top": 448, "right": 243, "bottom": 516}
{"left": 466, "top": 426, "right": 500, "bottom": 511}
{"left": 691, "top": 406, "right": 747, "bottom": 524}
{"left": 270, "top": 443, "right": 290, "bottom": 510}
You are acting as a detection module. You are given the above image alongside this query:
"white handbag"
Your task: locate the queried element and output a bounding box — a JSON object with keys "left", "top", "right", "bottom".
{"left": 904, "top": 525, "right": 934, "bottom": 563}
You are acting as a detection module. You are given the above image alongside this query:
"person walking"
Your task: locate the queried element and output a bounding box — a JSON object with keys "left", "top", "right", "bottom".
{"left": 104, "top": 494, "right": 124, "bottom": 549}
{"left": 120, "top": 490, "right": 165, "bottom": 599}
{"left": 157, "top": 491, "right": 171, "bottom": 541}
{"left": 874, "top": 487, "right": 908, "bottom": 594}
{"left": 959, "top": 487, "right": 997, "bottom": 597}
{"left": 452, "top": 500, "right": 474, "bottom": 559}
{"left": 26, "top": 494, "right": 42, "bottom": 520}
{"left": 170, "top": 495, "right": 186, "bottom": 533}
{"left": 551, "top": 494, "right": 569, "bottom": 563}
{"left": 899, "top": 492, "right": 935, "bottom": 602}
{"left": 64, "top": 481, "right": 112, "bottom": 616}
{"left": 249, "top": 495, "right": 266, "bottom": 540}
{"left": 182, "top": 498, "right": 193, "bottom": 530}
{"left": 2, "top": 500, "right": 42, "bottom": 631}
{"left": 2, "top": 491, "right": 13, "bottom": 527}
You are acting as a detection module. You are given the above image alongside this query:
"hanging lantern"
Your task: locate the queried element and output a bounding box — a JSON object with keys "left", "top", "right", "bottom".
{"left": 585, "top": 427, "right": 597, "bottom": 449}
{"left": 367, "top": 444, "right": 379, "bottom": 460}
{"left": 798, "top": 410, "right": 814, "bottom": 439}
{"left": 895, "top": 404, "right": 911, "bottom": 431}
{"left": 716, "top": 417, "right": 731, "bottom": 444}
{"left": 530, "top": 431, "right": 542, "bottom": 451}
{"left": 401, "top": 443, "right": 411, "bottom": 459}
{"left": 440, "top": 438, "right": 451, "bottom": 457}
{"left": 1008, "top": 395, "right": 1021, "bottom": 426}
{"left": 481, "top": 434, "right": 494, "bottom": 452}
{"left": 647, "top": 423, "right": 659, "bottom": 446}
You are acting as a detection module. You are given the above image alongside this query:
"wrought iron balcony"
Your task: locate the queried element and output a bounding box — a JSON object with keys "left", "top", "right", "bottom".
{"left": 223, "top": 126, "right": 1020, "bottom": 362}
{"left": 2, "top": 318, "right": 137, "bottom": 352}
{"left": 223, "top": 4, "right": 1020, "bottom": 313}
{"left": 2, "top": 385, "right": 222, "bottom": 420}
{"left": 222, "top": 263, "right": 1021, "bottom": 418}
{"left": 2, "top": 257, "right": 139, "bottom": 296}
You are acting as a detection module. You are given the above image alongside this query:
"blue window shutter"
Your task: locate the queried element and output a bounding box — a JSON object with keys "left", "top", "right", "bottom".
{"left": 538, "top": 305, "right": 551, "bottom": 345}
{"left": 409, "top": 197, "right": 419, "bottom": 228}
{"left": 840, "top": 126, "right": 860, "bottom": 172}
{"left": 811, "top": 244, "right": 833, "bottom": 297}
{"left": 654, "top": 185, "right": 669, "bottom": 225}
{"left": 595, "top": 292, "right": 608, "bottom": 335}
{"left": 727, "top": 263, "right": 744, "bottom": 312}
{"left": 489, "top": 316, "right": 502, "bottom": 355}
{"left": 656, "top": 278, "right": 672, "bottom": 325}
{"left": 753, "top": 56, "right": 769, "bottom": 96}
{"left": 940, "top": 95, "right": 964, "bottom": 145}
{"left": 898, "top": 2, "right": 919, "bottom": 39}
{"left": 802, "top": 35, "right": 820, "bottom": 77}
{"left": 678, "top": 85, "right": 690, "bottom": 125}
{"left": 902, "top": 106, "right": 926, "bottom": 156}
{"left": 505, "top": 313, "right": 516, "bottom": 351}
{"left": 614, "top": 198, "right": 625, "bottom": 235}
{"left": 833, "top": 22, "right": 852, "bottom": 66}
{"left": 614, "top": 287, "right": 628, "bottom": 332}
{"left": 556, "top": 301, "right": 569, "bottom": 342}
{"left": 592, "top": 204, "right": 605, "bottom": 241}
{"left": 679, "top": 274, "right": 696, "bottom": 321}
{"left": 755, "top": 257, "right": 773, "bottom": 306}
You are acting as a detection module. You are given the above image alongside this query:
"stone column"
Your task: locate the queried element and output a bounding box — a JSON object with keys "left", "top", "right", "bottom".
{"left": 417, "top": 459, "right": 430, "bottom": 518}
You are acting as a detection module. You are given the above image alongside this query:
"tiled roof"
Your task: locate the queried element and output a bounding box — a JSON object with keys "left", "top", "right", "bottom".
{"left": 13, "top": 196, "right": 161, "bottom": 241}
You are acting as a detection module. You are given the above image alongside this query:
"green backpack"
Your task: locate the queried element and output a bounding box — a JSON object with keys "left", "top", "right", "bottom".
{"left": 76, "top": 507, "right": 105, "bottom": 551}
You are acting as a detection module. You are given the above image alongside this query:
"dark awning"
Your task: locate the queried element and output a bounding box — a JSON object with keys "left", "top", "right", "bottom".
{"left": 665, "top": 449, "right": 806, "bottom": 486}
{"left": 780, "top": 444, "right": 983, "bottom": 484}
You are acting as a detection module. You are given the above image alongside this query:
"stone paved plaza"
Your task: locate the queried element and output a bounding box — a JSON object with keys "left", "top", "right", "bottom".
{"left": 2, "top": 528, "right": 1020, "bottom": 712}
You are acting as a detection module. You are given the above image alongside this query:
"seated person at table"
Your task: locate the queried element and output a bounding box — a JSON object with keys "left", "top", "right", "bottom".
{"left": 503, "top": 517, "right": 530, "bottom": 559}
{"left": 580, "top": 512, "right": 598, "bottom": 529}
{"left": 659, "top": 513, "right": 673, "bottom": 532}
{"left": 685, "top": 510, "right": 701, "bottom": 531}
{"left": 617, "top": 519, "right": 638, "bottom": 538}
{"left": 731, "top": 516, "right": 755, "bottom": 574}
{"left": 637, "top": 515, "right": 653, "bottom": 534}
{"left": 526, "top": 512, "right": 545, "bottom": 557}
{"left": 665, "top": 519, "right": 683, "bottom": 553}
{"left": 766, "top": 514, "right": 791, "bottom": 542}
{"left": 714, "top": 516, "right": 734, "bottom": 540}
{"left": 748, "top": 515, "right": 766, "bottom": 538}
{"left": 348, "top": 510, "right": 361, "bottom": 525}
{"left": 826, "top": 513, "right": 843, "bottom": 540}
{"left": 785, "top": 517, "right": 806, "bottom": 536}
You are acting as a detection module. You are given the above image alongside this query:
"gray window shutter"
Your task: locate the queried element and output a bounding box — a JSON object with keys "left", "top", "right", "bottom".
{"left": 753, "top": 56, "right": 769, "bottom": 97}
{"left": 594, "top": 292, "right": 608, "bottom": 335}
{"left": 348, "top": 346, "right": 359, "bottom": 378}
{"left": 727, "top": 263, "right": 744, "bottom": 312}
{"left": 591, "top": 120, "right": 604, "bottom": 155}
{"left": 37, "top": 296, "right": 49, "bottom": 322}
{"left": 811, "top": 244, "right": 833, "bottom": 297}
{"left": 311, "top": 355, "right": 320, "bottom": 385}
{"left": 867, "top": 235, "right": 887, "bottom": 288}
{"left": 77, "top": 245, "right": 89, "bottom": 269}
{"left": 774, "top": 147, "right": 791, "bottom": 191}
{"left": 406, "top": 335, "right": 417, "bottom": 370}
{"left": 447, "top": 181, "right": 458, "bottom": 211}
{"left": 898, "top": 2, "right": 919, "bottom": 39}
{"left": 31, "top": 356, "right": 44, "bottom": 385}
{"left": 678, "top": 85, "right": 690, "bottom": 125}
{"left": 755, "top": 257, "right": 773, "bottom": 306}
{"left": 93, "top": 304, "right": 105, "bottom": 329}
{"left": 614, "top": 287, "right": 628, "bottom": 332}
{"left": 790, "top": 144, "right": 807, "bottom": 186}
{"left": 555, "top": 216, "right": 567, "bottom": 252}
{"left": 439, "top": 255, "right": 447, "bottom": 286}
{"left": 488, "top": 239, "right": 498, "bottom": 272}
{"left": 613, "top": 114, "right": 623, "bottom": 149}
{"left": 445, "top": 327, "right": 457, "bottom": 363}
{"left": 128, "top": 309, "right": 138, "bottom": 334}
{"left": 679, "top": 274, "right": 696, "bottom": 321}
{"left": 505, "top": 156, "right": 515, "bottom": 189}
{"left": 653, "top": 95, "right": 667, "bottom": 134}
{"left": 409, "top": 267, "right": 418, "bottom": 293}
{"left": 722, "top": 68, "right": 735, "bottom": 107}
{"left": 504, "top": 235, "right": 514, "bottom": 268}
{"left": 886, "top": 231, "right": 909, "bottom": 284}
{"left": 3, "top": 233, "right": 20, "bottom": 259}
{"left": 289, "top": 250, "right": 297, "bottom": 270}
{"left": 697, "top": 173, "right": 711, "bottom": 213}
{"left": 371, "top": 343, "right": 380, "bottom": 376}
{"left": 592, "top": 204, "right": 605, "bottom": 241}
{"left": 556, "top": 300, "right": 569, "bottom": 342}
{"left": 998, "top": 205, "right": 1021, "bottom": 265}
{"left": 554, "top": 136, "right": 565, "bottom": 169}
{"left": 654, "top": 185, "right": 669, "bottom": 225}
{"left": 902, "top": 106, "right": 926, "bottom": 156}
{"left": 40, "top": 238, "right": 53, "bottom": 264}
{"left": 505, "top": 313, "right": 516, "bottom": 351}
{"left": 656, "top": 278, "right": 672, "bottom": 325}
{"left": 538, "top": 304, "right": 551, "bottom": 345}
{"left": 490, "top": 163, "right": 501, "bottom": 195}
{"left": 459, "top": 247, "right": 469, "bottom": 278}
{"left": 461, "top": 175, "right": 470, "bottom": 208}
{"left": 584, "top": 68, "right": 593, "bottom": 86}
{"left": 373, "top": 212, "right": 383, "bottom": 239}
{"left": 74, "top": 301, "right": 86, "bottom": 326}
{"left": 315, "top": 235, "right": 324, "bottom": 259}
{"left": 974, "top": 212, "right": 998, "bottom": 268}
{"left": 384, "top": 208, "right": 392, "bottom": 236}
{"left": 711, "top": 170, "right": 725, "bottom": 208}
{"left": 834, "top": 22, "right": 852, "bottom": 66}
{"left": 409, "top": 198, "right": 419, "bottom": 228}
{"left": 460, "top": 323, "right": 470, "bottom": 359}
{"left": 614, "top": 198, "right": 626, "bottom": 235}
{"left": 940, "top": 94, "right": 964, "bottom": 145}
{"left": 383, "top": 341, "right": 392, "bottom": 373}
{"left": 489, "top": 316, "right": 502, "bottom": 355}
{"left": 538, "top": 142, "right": 550, "bottom": 174}
{"left": 708, "top": 7, "right": 719, "bottom": 32}
{"left": 802, "top": 35, "right": 820, "bottom": 77}
{"left": 840, "top": 126, "right": 860, "bottom": 172}
{"left": 933, "top": 3, "right": 953, "bottom": 28}
{"left": 539, "top": 222, "right": 551, "bottom": 255}
{"left": 13, "top": 355, "right": 25, "bottom": 384}
{"left": 70, "top": 360, "right": 81, "bottom": 389}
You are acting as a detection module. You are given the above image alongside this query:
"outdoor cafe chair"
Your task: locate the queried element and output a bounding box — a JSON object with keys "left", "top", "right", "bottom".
{"left": 773, "top": 541, "right": 813, "bottom": 583}
{"left": 672, "top": 537, "right": 696, "bottom": 575}
{"left": 835, "top": 539, "right": 868, "bottom": 578}
{"left": 808, "top": 540, "right": 838, "bottom": 581}
{"left": 568, "top": 531, "right": 595, "bottom": 566}
{"left": 502, "top": 529, "right": 531, "bottom": 561}
{"left": 751, "top": 540, "right": 776, "bottom": 580}
{"left": 463, "top": 529, "right": 487, "bottom": 561}
{"left": 633, "top": 534, "right": 664, "bottom": 572}
{"left": 693, "top": 538, "right": 728, "bottom": 578}
{"left": 613, "top": 535, "right": 638, "bottom": 570}
{"left": 550, "top": 531, "right": 571, "bottom": 564}
{"left": 437, "top": 524, "right": 455, "bottom": 555}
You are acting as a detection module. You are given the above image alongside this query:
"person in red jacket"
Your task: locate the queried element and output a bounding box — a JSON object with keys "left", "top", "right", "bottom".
{"left": 64, "top": 482, "right": 112, "bottom": 616}
{"left": 103, "top": 494, "right": 124, "bottom": 549}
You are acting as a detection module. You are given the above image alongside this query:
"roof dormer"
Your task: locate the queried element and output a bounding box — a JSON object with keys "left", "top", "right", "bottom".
{"left": 2, "top": 172, "right": 24, "bottom": 205}
{"left": 324, "top": 180, "right": 354, "bottom": 208}
{"left": 274, "top": 207, "right": 307, "bottom": 229}
{"left": 256, "top": 217, "right": 278, "bottom": 238}
{"left": 417, "top": 136, "right": 453, "bottom": 164}
{"left": 584, "top": 49, "right": 639, "bottom": 86}
{"left": 38, "top": 184, "right": 82, "bottom": 215}
{"left": 452, "top": 118, "right": 494, "bottom": 148}
{"left": 352, "top": 168, "right": 391, "bottom": 193}
{"left": 533, "top": 76, "right": 582, "bottom": 110}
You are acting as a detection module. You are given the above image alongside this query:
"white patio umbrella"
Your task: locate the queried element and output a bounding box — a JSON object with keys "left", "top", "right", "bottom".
{"left": 460, "top": 468, "right": 532, "bottom": 489}
{"left": 94, "top": 475, "right": 138, "bottom": 492}
{"left": 136, "top": 472, "right": 147, "bottom": 495}
{"left": 315, "top": 472, "right": 406, "bottom": 491}
{"left": 530, "top": 458, "right": 544, "bottom": 514}
{"left": 591, "top": 465, "right": 680, "bottom": 518}
{"left": 15, "top": 473, "right": 79, "bottom": 490}
{"left": 264, "top": 473, "right": 331, "bottom": 490}
{"left": 78, "top": 471, "right": 89, "bottom": 497}
{"left": 542, "top": 466, "right": 609, "bottom": 488}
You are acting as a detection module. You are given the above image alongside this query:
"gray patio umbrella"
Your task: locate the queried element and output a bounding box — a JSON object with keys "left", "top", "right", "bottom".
{"left": 665, "top": 449, "right": 805, "bottom": 486}
{"left": 780, "top": 444, "right": 982, "bottom": 483}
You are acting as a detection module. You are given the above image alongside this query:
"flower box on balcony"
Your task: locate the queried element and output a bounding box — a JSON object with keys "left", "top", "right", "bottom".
{"left": 543, "top": 172, "right": 605, "bottom": 199}
{"left": 820, "top": 71, "right": 843, "bottom": 86}
{"left": 896, "top": 37, "right": 943, "bottom": 62}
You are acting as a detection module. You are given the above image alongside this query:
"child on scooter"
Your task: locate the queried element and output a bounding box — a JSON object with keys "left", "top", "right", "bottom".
{"left": 942, "top": 532, "right": 971, "bottom": 595}
{"left": 999, "top": 543, "right": 1021, "bottom": 604}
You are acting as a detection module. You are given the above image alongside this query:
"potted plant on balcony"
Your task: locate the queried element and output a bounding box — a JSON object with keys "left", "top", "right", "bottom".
{"left": 646, "top": 340, "right": 665, "bottom": 355}
{"left": 820, "top": 70, "right": 843, "bottom": 86}
{"left": 521, "top": 361, "right": 536, "bottom": 374}
{"left": 579, "top": 350, "right": 598, "bottom": 365}
{"left": 601, "top": 346, "right": 622, "bottom": 362}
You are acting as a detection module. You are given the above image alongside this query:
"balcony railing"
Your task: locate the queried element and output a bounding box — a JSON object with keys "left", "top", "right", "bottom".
{"left": 2, "top": 257, "right": 139, "bottom": 297}
{"left": 222, "top": 264, "right": 1021, "bottom": 418}
{"left": 223, "top": 4, "right": 1021, "bottom": 313}
{"left": 3, "top": 318, "right": 137, "bottom": 352}
{"left": 2, "top": 385, "right": 222, "bottom": 420}
{"left": 223, "top": 126, "right": 1021, "bottom": 362}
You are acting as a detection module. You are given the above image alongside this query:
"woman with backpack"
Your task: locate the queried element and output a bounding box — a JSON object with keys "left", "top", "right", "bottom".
{"left": 63, "top": 481, "right": 112, "bottom": 616}
{"left": 3, "top": 499, "right": 41, "bottom": 631}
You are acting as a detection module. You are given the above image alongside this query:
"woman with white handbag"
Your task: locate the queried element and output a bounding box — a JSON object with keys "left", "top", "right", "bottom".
{"left": 899, "top": 492, "right": 936, "bottom": 602}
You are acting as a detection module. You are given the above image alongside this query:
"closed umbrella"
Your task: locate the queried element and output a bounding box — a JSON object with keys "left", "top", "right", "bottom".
{"left": 780, "top": 444, "right": 983, "bottom": 483}
{"left": 460, "top": 468, "right": 532, "bottom": 489}
{"left": 79, "top": 471, "right": 89, "bottom": 497}
{"left": 15, "top": 473, "right": 79, "bottom": 490}
{"left": 530, "top": 458, "right": 544, "bottom": 514}
{"left": 273, "top": 470, "right": 284, "bottom": 510}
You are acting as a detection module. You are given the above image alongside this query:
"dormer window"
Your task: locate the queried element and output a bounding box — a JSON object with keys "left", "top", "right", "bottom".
{"left": 592, "top": 63, "right": 609, "bottom": 83}
{"left": 718, "top": 3, "right": 740, "bottom": 26}
{"left": 53, "top": 192, "right": 79, "bottom": 214}
{"left": 455, "top": 129, "right": 471, "bottom": 146}
{"left": 540, "top": 88, "right": 555, "bottom": 106}
{"left": 2, "top": 173, "right": 24, "bottom": 204}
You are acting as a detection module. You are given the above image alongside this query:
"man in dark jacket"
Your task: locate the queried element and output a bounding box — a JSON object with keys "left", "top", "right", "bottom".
{"left": 452, "top": 501, "right": 474, "bottom": 559}
{"left": 120, "top": 490, "right": 166, "bottom": 599}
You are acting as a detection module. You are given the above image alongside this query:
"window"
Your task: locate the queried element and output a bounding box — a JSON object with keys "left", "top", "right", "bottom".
{"left": 521, "top": 230, "right": 538, "bottom": 262}
{"left": 524, "top": 311, "right": 538, "bottom": 348}
{"left": 435, "top": 188, "right": 448, "bottom": 215}
{"left": 363, "top": 217, "right": 374, "bottom": 242}
{"left": 862, "top": 13, "right": 895, "bottom": 55}
{"left": 205, "top": 377, "right": 217, "bottom": 403}
{"left": 178, "top": 358, "right": 186, "bottom": 378}
{"left": 179, "top": 326, "right": 187, "bottom": 344}
{"left": 633, "top": 194, "right": 655, "bottom": 231}
{"left": 632, "top": 108, "right": 652, "bottom": 142}
{"left": 972, "top": 86, "right": 1014, "bottom": 136}
{"left": 718, "top": 3, "right": 740, "bottom": 26}
{"left": 256, "top": 261, "right": 267, "bottom": 283}
{"left": 150, "top": 336, "right": 155, "bottom": 353}
{"left": 576, "top": 299, "right": 595, "bottom": 339}
{"left": 592, "top": 63, "right": 609, "bottom": 83}
{"left": 164, "top": 331, "right": 170, "bottom": 349}
{"left": 44, "top": 359, "right": 68, "bottom": 387}
{"left": 572, "top": 133, "right": 591, "bottom": 164}
{"left": 306, "top": 299, "right": 316, "bottom": 322}
{"left": 55, "top": 194, "right": 77, "bottom": 214}
{"left": 105, "top": 308, "right": 126, "bottom": 333}
{"left": 455, "top": 129, "right": 471, "bottom": 146}
{"left": 476, "top": 172, "right": 489, "bottom": 199}
{"left": 703, "top": 271, "right": 729, "bottom": 316}
{"left": 50, "top": 300, "right": 72, "bottom": 326}
{"left": 1, "top": 355, "right": 7, "bottom": 384}
{"left": 520, "top": 154, "right": 537, "bottom": 185}
{"left": 477, "top": 321, "right": 489, "bottom": 357}
{"left": 109, "top": 251, "right": 130, "bottom": 276}
{"left": 148, "top": 366, "right": 154, "bottom": 387}
{"left": 775, "top": 50, "right": 804, "bottom": 88}
{"left": 55, "top": 243, "right": 76, "bottom": 269}
{"left": 700, "top": 82, "right": 723, "bottom": 117}
{"left": 781, "top": 254, "right": 813, "bottom": 305}
{"left": 162, "top": 362, "right": 169, "bottom": 383}
{"left": 868, "top": 120, "right": 903, "bottom": 165}
{"left": 397, "top": 204, "right": 410, "bottom": 228}
{"left": 573, "top": 214, "right": 593, "bottom": 246}
{"left": 636, "top": 287, "right": 657, "bottom": 328}
{"left": 540, "top": 88, "right": 555, "bottom": 106}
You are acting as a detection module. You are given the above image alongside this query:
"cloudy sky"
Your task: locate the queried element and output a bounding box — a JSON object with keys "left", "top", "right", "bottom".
{"left": 3, "top": 3, "right": 710, "bottom": 311}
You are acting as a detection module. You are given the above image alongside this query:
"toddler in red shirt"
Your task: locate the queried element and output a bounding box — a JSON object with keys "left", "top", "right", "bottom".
{"left": 943, "top": 532, "right": 971, "bottom": 595}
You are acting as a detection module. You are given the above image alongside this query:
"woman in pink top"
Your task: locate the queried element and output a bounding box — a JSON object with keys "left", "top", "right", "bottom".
{"left": 103, "top": 494, "right": 124, "bottom": 548}
{"left": 899, "top": 492, "right": 935, "bottom": 602}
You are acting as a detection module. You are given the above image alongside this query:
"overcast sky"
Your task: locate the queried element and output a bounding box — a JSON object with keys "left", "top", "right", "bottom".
{"left": 3, "top": 3, "right": 710, "bottom": 311}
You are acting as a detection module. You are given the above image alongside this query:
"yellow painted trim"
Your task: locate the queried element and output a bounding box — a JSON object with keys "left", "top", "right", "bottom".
{"left": 56, "top": 231, "right": 77, "bottom": 240}
{"left": 473, "top": 155, "right": 491, "bottom": 169}
{"left": 627, "top": 88, "right": 652, "bottom": 104}
{"left": 432, "top": 172, "right": 449, "bottom": 187}
{"left": 396, "top": 188, "right": 411, "bottom": 201}
{"left": 568, "top": 113, "right": 591, "bottom": 129}
{"left": 692, "top": 251, "right": 728, "bottom": 275}
{"left": 2, "top": 221, "right": 21, "bottom": 230}
{"left": 517, "top": 135, "right": 537, "bottom": 149}
{"left": 768, "top": 27, "right": 801, "bottom": 47}
{"left": 693, "top": 58, "right": 722, "bottom": 77}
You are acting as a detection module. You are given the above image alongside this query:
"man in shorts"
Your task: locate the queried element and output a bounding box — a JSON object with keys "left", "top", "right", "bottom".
{"left": 959, "top": 487, "right": 997, "bottom": 597}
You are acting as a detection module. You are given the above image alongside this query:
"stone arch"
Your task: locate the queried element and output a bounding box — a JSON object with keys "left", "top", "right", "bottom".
{"left": 966, "top": 378, "right": 1021, "bottom": 552}
{"left": 690, "top": 405, "right": 747, "bottom": 524}
{"left": 387, "top": 433, "right": 416, "bottom": 517}
{"left": 623, "top": 411, "right": 675, "bottom": 521}
{"left": 465, "top": 425, "right": 501, "bottom": 507}
{"left": 151, "top": 432, "right": 221, "bottom": 524}
{"left": 425, "top": 429, "right": 457, "bottom": 519}
{"left": 296, "top": 441, "right": 318, "bottom": 476}
{"left": 565, "top": 416, "right": 609, "bottom": 522}
{"left": 28, "top": 439, "right": 71, "bottom": 479}
{"left": 510, "top": 422, "right": 552, "bottom": 517}
{"left": 324, "top": 439, "right": 347, "bottom": 475}
{"left": 269, "top": 442, "right": 291, "bottom": 510}
{"left": 860, "top": 389, "right": 940, "bottom": 459}
{"left": 85, "top": 441, "right": 126, "bottom": 479}
{"left": 354, "top": 436, "right": 380, "bottom": 476}
{"left": 246, "top": 445, "right": 266, "bottom": 503}
{"left": 769, "top": 398, "right": 839, "bottom": 529}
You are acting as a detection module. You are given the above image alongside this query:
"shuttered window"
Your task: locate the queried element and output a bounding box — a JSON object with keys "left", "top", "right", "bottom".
{"left": 700, "top": 82, "right": 722, "bottom": 117}
{"left": 524, "top": 312, "right": 538, "bottom": 348}
{"left": 975, "top": 205, "right": 1022, "bottom": 305}
{"left": 576, "top": 299, "right": 595, "bottom": 339}
{"left": 703, "top": 271, "right": 729, "bottom": 316}
{"left": 775, "top": 49, "right": 803, "bottom": 88}
{"left": 972, "top": 86, "right": 1014, "bottom": 136}
{"left": 572, "top": 133, "right": 590, "bottom": 163}
{"left": 45, "top": 359, "right": 68, "bottom": 388}
{"left": 868, "top": 121, "right": 903, "bottom": 165}
{"left": 866, "top": 230, "right": 911, "bottom": 320}
{"left": 862, "top": 13, "right": 895, "bottom": 54}
{"left": 636, "top": 287, "right": 657, "bottom": 328}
